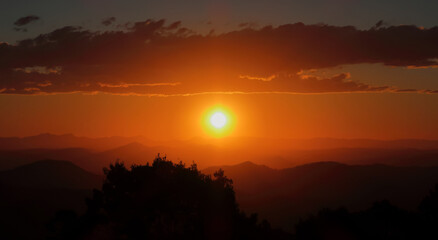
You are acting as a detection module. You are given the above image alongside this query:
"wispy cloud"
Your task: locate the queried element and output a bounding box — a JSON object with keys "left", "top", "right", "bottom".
{"left": 98, "top": 82, "right": 181, "bottom": 88}
{"left": 13, "top": 15, "right": 40, "bottom": 32}
{"left": 239, "top": 75, "right": 276, "bottom": 82}
{"left": 14, "top": 15, "right": 40, "bottom": 26}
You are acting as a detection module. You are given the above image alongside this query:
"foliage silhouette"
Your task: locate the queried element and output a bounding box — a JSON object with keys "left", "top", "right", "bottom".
{"left": 48, "top": 155, "right": 290, "bottom": 240}
{"left": 295, "top": 185, "right": 438, "bottom": 240}
{"left": 45, "top": 155, "right": 438, "bottom": 240}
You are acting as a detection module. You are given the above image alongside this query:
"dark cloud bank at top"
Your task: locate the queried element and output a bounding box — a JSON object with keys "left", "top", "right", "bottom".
{"left": 1, "top": 19, "right": 438, "bottom": 95}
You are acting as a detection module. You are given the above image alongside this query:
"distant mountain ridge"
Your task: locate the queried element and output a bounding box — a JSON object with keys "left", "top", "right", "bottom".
{"left": 2, "top": 133, "right": 438, "bottom": 152}
{"left": 2, "top": 140, "right": 438, "bottom": 174}
{"left": 0, "top": 142, "right": 162, "bottom": 174}
{"left": 203, "top": 161, "right": 438, "bottom": 231}
{"left": 0, "top": 160, "right": 100, "bottom": 239}
{"left": 0, "top": 159, "right": 102, "bottom": 189}
{"left": 0, "top": 133, "right": 155, "bottom": 151}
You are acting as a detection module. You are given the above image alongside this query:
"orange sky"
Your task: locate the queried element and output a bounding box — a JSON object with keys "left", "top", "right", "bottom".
{"left": 1, "top": 91, "right": 437, "bottom": 140}
{"left": 2, "top": 20, "right": 438, "bottom": 140}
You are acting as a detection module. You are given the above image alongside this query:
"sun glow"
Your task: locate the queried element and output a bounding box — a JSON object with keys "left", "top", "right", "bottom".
{"left": 202, "top": 105, "right": 235, "bottom": 137}
{"left": 210, "top": 112, "right": 227, "bottom": 128}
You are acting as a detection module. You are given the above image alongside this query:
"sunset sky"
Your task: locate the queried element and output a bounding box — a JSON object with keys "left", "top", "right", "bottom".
{"left": 1, "top": 0, "right": 438, "bottom": 140}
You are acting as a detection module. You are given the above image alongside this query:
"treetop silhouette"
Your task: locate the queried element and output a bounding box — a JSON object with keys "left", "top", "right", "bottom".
{"left": 48, "top": 155, "right": 290, "bottom": 240}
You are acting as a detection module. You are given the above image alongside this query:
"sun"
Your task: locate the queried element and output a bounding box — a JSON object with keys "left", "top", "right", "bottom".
{"left": 202, "top": 105, "right": 235, "bottom": 137}
{"left": 210, "top": 112, "right": 227, "bottom": 128}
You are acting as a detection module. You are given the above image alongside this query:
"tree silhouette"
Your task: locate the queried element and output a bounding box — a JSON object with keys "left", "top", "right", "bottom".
{"left": 419, "top": 184, "right": 438, "bottom": 219}
{"left": 295, "top": 207, "right": 357, "bottom": 240}
{"left": 418, "top": 184, "right": 438, "bottom": 239}
{"left": 47, "top": 156, "right": 438, "bottom": 240}
{"left": 48, "top": 156, "right": 290, "bottom": 240}
{"left": 295, "top": 200, "right": 428, "bottom": 240}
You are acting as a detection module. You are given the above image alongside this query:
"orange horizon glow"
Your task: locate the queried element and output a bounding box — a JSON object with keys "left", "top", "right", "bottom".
{"left": 1, "top": 92, "right": 437, "bottom": 141}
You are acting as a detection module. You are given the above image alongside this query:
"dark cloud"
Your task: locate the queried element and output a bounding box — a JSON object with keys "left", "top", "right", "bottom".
{"left": 1, "top": 20, "right": 438, "bottom": 95}
{"left": 14, "top": 15, "right": 40, "bottom": 26}
{"left": 102, "top": 17, "right": 116, "bottom": 26}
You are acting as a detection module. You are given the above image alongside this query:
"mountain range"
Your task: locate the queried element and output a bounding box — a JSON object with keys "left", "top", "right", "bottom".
{"left": 204, "top": 161, "right": 438, "bottom": 231}
{"left": 3, "top": 133, "right": 438, "bottom": 151}
{"left": 2, "top": 158, "right": 438, "bottom": 236}
{"left": 2, "top": 133, "right": 438, "bottom": 237}
{"left": 2, "top": 133, "right": 438, "bottom": 173}
{"left": 0, "top": 159, "right": 100, "bottom": 239}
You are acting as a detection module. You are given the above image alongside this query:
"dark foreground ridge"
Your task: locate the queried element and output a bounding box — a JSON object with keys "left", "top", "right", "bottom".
{"left": 47, "top": 156, "right": 290, "bottom": 239}
{"left": 3, "top": 155, "right": 438, "bottom": 239}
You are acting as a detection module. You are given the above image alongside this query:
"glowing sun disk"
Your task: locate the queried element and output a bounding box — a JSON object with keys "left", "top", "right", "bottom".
{"left": 202, "top": 105, "right": 235, "bottom": 138}
{"left": 210, "top": 112, "right": 227, "bottom": 128}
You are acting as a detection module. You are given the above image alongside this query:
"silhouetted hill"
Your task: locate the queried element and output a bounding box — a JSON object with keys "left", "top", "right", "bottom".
{"left": 3, "top": 145, "right": 438, "bottom": 175}
{"left": 2, "top": 134, "right": 438, "bottom": 173}
{"left": 204, "top": 162, "right": 278, "bottom": 193}
{"left": 0, "top": 159, "right": 102, "bottom": 189}
{"left": 0, "top": 133, "right": 154, "bottom": 151}
{"left": 275, "top": 148, "right": 438, "bottom": 168}
{"left": 0, "top": 160, "right": 101, "bottom": 239}
{"left": 0, "top": 143, "right": 162, "bottom": 174}
{"left": 204, "top": 161, "right": 274, "bottom": 176}
{"left": 0, "top": 148, "right": 95, "bottom": 171}
{"left": 203, "top": 161, "right": 438, "bottom": 231}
